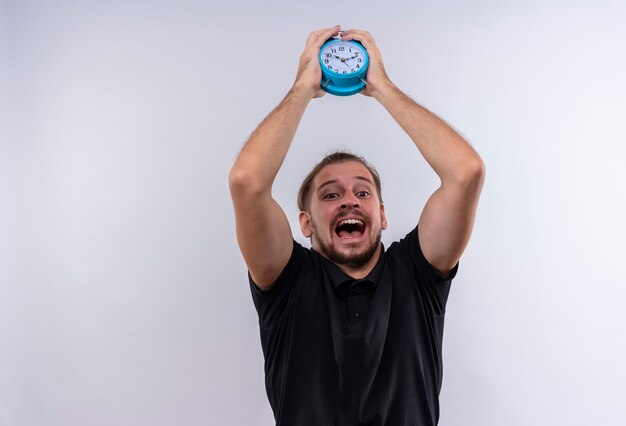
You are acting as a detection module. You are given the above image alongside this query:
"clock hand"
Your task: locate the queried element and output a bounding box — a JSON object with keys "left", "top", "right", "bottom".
{"left": 333, "top": 55, "right": 351, "bottom": 66}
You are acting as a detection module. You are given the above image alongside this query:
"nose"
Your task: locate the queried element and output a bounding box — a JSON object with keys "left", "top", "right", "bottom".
{"left": 340, "top": 192, "right": 360, "bottom": 209}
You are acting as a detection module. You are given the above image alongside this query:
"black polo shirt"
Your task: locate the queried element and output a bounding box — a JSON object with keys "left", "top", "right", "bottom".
{"left": 249, "top": 226, "right": 459, "bottom": 425}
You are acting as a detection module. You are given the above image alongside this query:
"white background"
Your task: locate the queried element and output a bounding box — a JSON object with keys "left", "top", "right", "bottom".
{"left": 2, "top": 0, "right": 625, "bottom": 425}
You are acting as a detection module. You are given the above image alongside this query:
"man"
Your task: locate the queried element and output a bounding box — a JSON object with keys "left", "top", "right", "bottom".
{"left": 229, "top": 25, "right": 485, "bottom": 426}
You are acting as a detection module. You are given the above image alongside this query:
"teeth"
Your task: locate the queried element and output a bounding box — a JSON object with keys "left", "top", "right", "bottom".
{"left": 338, "top": 218, "right": 364, "bottom": 226}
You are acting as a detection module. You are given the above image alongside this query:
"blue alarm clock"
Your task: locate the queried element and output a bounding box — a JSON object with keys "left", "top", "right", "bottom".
{"left": 319, "top": 37, "right": 369, "bottom": 96}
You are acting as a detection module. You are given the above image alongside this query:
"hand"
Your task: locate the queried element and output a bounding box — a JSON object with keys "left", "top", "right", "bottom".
{"left": 339, "top": 29, "right": 393, "bottom": 98}
{"left": 293, "top": 25, "right": 342, "bottom": 99}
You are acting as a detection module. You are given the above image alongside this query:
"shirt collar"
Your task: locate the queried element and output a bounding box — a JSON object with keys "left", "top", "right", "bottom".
{"left": 313, "top": 243, "right": 386, "bottom": 290}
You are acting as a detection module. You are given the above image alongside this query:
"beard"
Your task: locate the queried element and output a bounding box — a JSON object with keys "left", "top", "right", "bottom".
{"left": 310, "top": 219, "right": 382, "bottom": 269}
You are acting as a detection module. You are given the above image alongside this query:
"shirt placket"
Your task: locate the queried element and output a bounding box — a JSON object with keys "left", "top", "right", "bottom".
{"left": 346, "top": 280, "right": 370, "bottom": 334}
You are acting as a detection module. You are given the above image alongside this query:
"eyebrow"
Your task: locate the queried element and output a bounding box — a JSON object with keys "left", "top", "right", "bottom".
{"left": 316, "top": 176, "right": 374, "bottom": 193}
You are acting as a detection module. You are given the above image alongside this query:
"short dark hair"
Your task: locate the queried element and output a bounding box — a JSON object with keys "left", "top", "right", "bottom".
{"left": 297, "top": 151, "right": 383, "bottom": 212}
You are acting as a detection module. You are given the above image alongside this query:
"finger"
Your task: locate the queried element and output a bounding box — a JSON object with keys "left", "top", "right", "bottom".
{"left": 307, "top": 25, "right": 341, "bottom": 47}
{"left": 340, "top": 29, "right": 371, "bottom": 36}
{"left": 309, "top": 25, "right": 341, "bottom": 46}
{"left": 306, "top": 27, "right": 327, "bottom": 44}
{"left": 340, "top": 29, "right": 372, "bottom": 40}
{"left": 340, "top": 31, "right": 376, "bottom": 52}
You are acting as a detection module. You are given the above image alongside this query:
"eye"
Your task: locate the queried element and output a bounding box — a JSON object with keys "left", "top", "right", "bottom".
{"left": 323, "top": 193, "right": 339, "bottom": 200}
{"left": 356, "top": 191, "right": 370, "bottom": 198}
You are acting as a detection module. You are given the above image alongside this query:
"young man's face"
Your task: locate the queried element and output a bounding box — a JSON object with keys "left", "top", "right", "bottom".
{"left": 299, "top": 161, "right": 387, "bottom": 268}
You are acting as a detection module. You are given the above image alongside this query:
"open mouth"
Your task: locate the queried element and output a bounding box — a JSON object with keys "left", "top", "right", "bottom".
{"left": 334, "top": 218, "right": 366, "bottom": 239}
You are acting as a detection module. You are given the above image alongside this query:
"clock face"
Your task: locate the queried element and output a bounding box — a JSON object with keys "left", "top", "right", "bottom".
{"left": 319, "top": 41, "right": 367, "bottom": 75}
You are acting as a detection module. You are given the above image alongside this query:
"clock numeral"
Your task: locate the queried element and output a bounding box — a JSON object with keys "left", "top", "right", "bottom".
{"left": 328, "top": 66, "right": 333, "bottom": 70}
{"left": 332, "top": 48, "right": 336, "bottom": 53}
{"left": 324, "top": 59, "right": 329, "bottom": 64}
{"left": 351, "top": 69, "right": 355, "bottom": 72}
{"left": 357, "top": 58, "right": 362, "bottom": 63}
{"left": 342, "top": 70, "right": 347, "bottom": 74}
{"left": 325, "top": 53, "right": 332, "bottom": 58}
{"left": 339, "top": 46, "right": 345, "bottom": 51}
{"left": 356, "top": 64, "right": 360, "bottom": 69}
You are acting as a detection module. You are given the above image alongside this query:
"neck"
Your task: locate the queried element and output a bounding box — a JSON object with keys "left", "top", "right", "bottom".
{"left": 335, "top": 244, "right": 383, "bottom": 279}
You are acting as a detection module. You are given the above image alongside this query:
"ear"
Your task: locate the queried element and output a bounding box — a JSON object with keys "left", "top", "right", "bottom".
{"left": 380, "top": 203, "right": 388, "bottom": 230}
{"left": 299, "top": 211, "right": 313, "bottom": 238}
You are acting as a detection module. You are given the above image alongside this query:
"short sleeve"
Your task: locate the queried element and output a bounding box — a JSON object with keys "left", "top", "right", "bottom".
{"left": 388, "top": 226, "right": 459, "bottom": 316}
{"left": 393, "top": 226, "right": 459, "bottom": 285}
{"left": 248, "top": 239, "right": 305, "bottom": 327}
{"left": 415, "top": 227, "right": 459, "bottom": 284}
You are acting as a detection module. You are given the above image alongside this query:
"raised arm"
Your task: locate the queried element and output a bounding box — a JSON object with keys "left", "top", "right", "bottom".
{"left": 229, "top": 25, "right": 341, "bottom": 289}
{"left": 340, "top": 29, "right": 486, "bottom": 278}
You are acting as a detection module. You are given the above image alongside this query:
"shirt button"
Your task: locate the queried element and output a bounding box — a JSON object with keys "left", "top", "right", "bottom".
{"left": 354, "top": 313, "right": 360, "bottom": 319}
